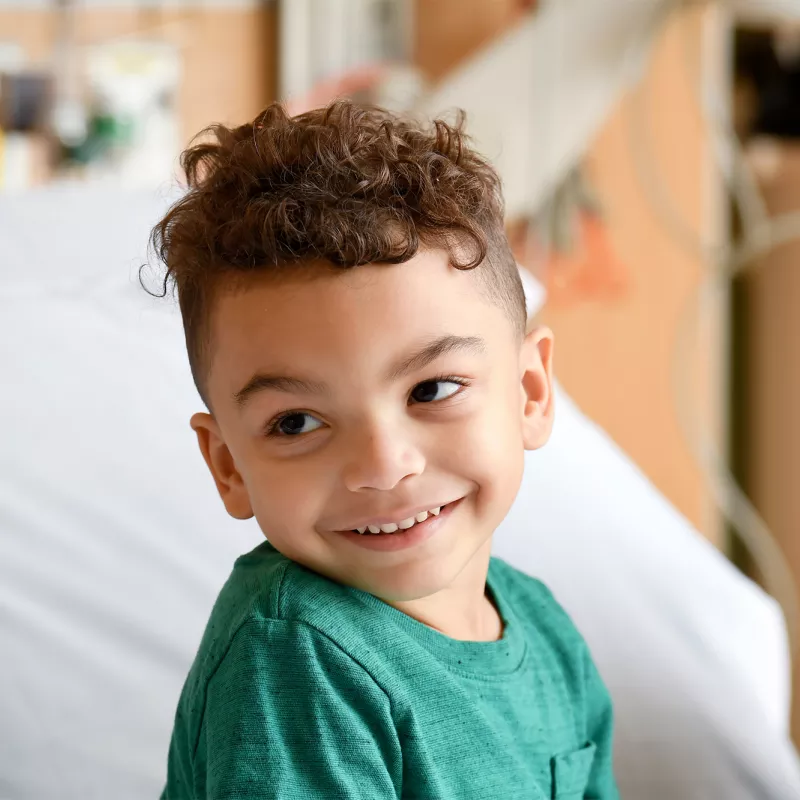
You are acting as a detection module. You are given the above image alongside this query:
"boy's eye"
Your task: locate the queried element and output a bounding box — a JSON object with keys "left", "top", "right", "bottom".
{"left": 267, "top": 378, "right": 467, "bottom": 436}
{"left": 270, "top": 412, "right": 324, "bottom": 437}
{"left": 410, "top": 379, "right": 464, "bottom": 404}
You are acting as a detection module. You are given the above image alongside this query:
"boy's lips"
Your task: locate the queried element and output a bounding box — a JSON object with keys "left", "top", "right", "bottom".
{"left": 334, "top": 498, "right": 463, "bottom": 552}
{"left": 330, "top": 498, "right": 463, "bottom": 533}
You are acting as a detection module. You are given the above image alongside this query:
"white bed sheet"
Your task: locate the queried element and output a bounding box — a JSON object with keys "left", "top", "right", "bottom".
{"left": 1, "top": 185, "right": 799, "bottom": 799}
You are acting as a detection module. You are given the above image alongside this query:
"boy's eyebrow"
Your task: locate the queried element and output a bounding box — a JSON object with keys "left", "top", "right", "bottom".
{"left": 234, "top": 375, "right": 328, "bottom": 407}
{"left": 233, "top": 335, "right": 486, "bottom": 408}
{"left": 386, "top": 335, "right": 486, "bottom": 381}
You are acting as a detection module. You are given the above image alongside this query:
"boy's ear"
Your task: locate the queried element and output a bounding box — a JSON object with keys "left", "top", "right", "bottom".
{"left": 519, "top": 326, "right": 555, "bottom": 451}
{"left": 190, "top": 413, "right": 254, "bottom": 520}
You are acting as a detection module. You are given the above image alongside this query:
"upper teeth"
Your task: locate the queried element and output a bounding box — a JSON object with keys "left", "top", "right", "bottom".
{"left": 356, "top": 506, "right": 442, "bottom": 535}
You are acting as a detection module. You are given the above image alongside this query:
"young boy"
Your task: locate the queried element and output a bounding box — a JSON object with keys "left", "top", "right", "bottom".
{"left": 155, "top": 100, "right": 619, "bottom": 799}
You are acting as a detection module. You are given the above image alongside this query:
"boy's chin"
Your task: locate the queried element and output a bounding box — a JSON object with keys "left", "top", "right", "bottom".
{"left": 361, "top": 569, "right": 458, "bottom": 604}
{"left": 346, "top": 538, "right": 495, "bottom": 606}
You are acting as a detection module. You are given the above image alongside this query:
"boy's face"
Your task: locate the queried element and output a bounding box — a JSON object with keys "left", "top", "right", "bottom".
{"left": 192, "top": 248, "right": 553, "bottom": 603}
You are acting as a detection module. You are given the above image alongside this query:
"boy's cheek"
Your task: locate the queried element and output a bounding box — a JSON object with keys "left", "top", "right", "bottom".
{"left": 442, "top": 415, "right": 524, "bottom": 508}
{"left": 242, "top": 460, "right": 328, "bottom": 530}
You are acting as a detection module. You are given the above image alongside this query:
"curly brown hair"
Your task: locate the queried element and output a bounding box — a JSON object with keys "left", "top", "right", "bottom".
{"left": 148, "top": 100, "right": 525, "bottom": 405}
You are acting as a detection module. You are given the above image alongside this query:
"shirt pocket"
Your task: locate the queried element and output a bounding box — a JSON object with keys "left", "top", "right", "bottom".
{"left": 550, "top": 741, "right": 597, "bottom": 799}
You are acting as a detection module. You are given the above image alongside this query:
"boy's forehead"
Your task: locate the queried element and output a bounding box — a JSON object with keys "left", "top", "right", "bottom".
{"left": 207, "top": 250, "right": 511, "bottom": 400}
{"left": 214, "top": 250, "right": 492, "bottom": 340}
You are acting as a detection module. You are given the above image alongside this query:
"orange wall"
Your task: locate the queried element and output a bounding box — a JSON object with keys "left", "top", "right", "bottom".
{"left": 541, "top": 6, "right": 724, "bottom": 539}
{"left": 414, "top": 0, "right": 526, "bottom": 81}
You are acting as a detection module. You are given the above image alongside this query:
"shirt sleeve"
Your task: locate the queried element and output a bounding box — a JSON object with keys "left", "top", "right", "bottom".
{"left": 582, "top": 646, "right": 621, "bottom": 800}
{"left": 198, "top": 617, "right": 402, "bottom": 800}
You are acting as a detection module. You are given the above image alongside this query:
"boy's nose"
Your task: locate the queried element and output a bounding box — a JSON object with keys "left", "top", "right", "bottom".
{"left": 341, "top": 423, "right": 425, "bottom": 493}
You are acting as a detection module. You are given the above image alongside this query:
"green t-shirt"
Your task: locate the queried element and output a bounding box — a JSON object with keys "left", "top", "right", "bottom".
{"left": 162, "top": 541, "right": 619, "bottom": 800}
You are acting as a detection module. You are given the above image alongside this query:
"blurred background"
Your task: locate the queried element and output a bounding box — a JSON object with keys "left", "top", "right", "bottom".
{"left": 2, "top": 0, "right": 800, "bottom": 764}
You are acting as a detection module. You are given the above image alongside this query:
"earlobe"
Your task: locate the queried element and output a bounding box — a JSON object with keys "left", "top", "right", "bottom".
{"left": 190, "top": 412, "right": 254, "bottom": 520}
{"left": 519, "top": 326, "right": 555, "bottom": 451}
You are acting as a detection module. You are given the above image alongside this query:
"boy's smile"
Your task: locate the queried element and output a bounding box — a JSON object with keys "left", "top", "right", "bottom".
{"left": 191, "top": 247, "right": 553, "bottom": 641}
{"left": 333, "top": 497, "right": 463, "bottom": 553}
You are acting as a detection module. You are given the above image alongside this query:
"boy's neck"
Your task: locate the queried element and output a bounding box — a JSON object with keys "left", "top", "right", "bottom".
{"left": 386, "top": 539, "right": 504, "bottom": 642}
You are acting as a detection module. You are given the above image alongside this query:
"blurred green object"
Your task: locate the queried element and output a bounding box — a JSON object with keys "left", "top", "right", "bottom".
{"left": 62, "top": 111, "right": 134, "bottom": 165}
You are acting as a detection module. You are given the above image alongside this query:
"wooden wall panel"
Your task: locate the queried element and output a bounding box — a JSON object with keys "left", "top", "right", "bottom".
{"left": 744, "top": 143, "right": 800, "bottom": 741}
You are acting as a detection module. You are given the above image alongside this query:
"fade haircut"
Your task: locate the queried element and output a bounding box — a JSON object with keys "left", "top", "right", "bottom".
{"left": 148, "top": 100, "right": 526, "bottom": 406}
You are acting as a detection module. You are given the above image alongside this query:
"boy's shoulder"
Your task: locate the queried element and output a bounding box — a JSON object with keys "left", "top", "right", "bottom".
{"left": 189, "top": 540, "right": 380, "bottom": 683}
{"left": 204, "top": 539, "right": 353, "bottom": 637}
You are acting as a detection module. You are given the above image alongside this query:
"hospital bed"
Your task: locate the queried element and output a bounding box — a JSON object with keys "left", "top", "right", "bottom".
{"left": 1, "top": 185, "right": 799, "bottom": 799}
